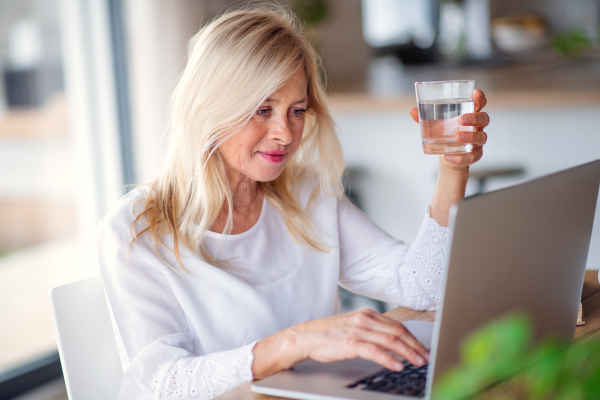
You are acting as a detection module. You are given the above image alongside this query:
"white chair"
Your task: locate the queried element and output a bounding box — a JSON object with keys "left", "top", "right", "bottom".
{"left": 49, "top": 276, "right": 123, "bottom": 400}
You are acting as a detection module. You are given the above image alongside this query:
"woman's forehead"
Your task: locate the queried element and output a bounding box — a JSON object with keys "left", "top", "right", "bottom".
{"left": 263, "top": 71, "right": 308, "bottom": 104}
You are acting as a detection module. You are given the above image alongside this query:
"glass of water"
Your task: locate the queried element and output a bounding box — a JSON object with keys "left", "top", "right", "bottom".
{"left": 415, "top": 80, "right": 475, "bottom": 154}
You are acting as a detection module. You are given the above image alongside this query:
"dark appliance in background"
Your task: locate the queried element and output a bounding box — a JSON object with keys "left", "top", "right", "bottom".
{"left": 363, "top": 0, "right": 494, "bottom": 65}
{"left": 374, "top": 41, "right": 437, "bottom": 65}
{"left": 3, "top": 65, "right": 64, "bottom": 107}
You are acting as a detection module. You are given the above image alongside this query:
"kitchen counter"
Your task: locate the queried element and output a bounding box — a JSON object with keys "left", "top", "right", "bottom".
{"left": 327, "top": 53, "right": 600, "bottom": 111}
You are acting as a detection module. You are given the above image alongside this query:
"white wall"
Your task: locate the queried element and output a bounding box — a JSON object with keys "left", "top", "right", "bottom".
{"left": 333, "top": 103, "right": 600, "bottom": 269}
{"left": 124, "top": 0, "right": 206, "bottom": 184}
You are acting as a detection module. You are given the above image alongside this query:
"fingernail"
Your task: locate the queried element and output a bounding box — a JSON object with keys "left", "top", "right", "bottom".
{"left": 416, "top": 355, "right": 425, "bottom": 366}
{"left": 459, "top": 133, "right": 467, "bottom": 141}
{"left": 445, "top": 156, "right": 457, "bottom": 163}
{"left": 462, "top": 115, "right": 471, "bottom": 124}
{"left": 394, "top": 362, "right": 403, "bottom": 371}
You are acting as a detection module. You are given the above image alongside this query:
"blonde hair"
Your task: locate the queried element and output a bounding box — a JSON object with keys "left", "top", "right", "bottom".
{"left": 132, "top": 5, "right": 345, "bottom": 270}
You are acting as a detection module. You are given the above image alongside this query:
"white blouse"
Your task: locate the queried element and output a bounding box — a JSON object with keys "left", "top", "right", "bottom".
{"left": 98, "top": 185, "right": 451, "bottom": 400}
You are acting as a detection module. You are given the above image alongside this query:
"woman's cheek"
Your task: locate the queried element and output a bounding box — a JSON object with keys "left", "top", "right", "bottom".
{"left": 293, "top": 121, "right": 304, "bottom": 143}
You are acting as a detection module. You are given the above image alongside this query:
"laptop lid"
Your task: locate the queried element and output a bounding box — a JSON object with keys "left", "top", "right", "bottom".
{"left": 427, "top": 159, "right": 600, "bottom": 394}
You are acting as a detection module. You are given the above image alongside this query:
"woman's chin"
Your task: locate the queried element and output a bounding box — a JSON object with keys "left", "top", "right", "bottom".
{"left": 257, "top": 172, "right": 283, "bottom": 182}
{"left": 252, "top": 167, "right": 285, "bottom": 183}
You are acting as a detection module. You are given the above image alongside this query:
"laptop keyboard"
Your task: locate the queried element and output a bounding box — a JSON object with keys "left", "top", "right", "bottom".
{"left": 346, "top": 360, "right": 428, "bottom": 397}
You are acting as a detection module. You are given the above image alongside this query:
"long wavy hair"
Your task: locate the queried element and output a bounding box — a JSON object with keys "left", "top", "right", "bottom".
{"left": 131, "top": 5, "right": 345, "bottom": 271}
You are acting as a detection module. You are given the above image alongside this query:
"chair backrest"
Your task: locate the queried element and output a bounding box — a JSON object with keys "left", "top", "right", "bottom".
{"left": 49, "top": 276, "right": 123, "bottom": 400}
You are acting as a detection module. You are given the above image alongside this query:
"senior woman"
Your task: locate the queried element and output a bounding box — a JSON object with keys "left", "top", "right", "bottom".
{"left": 98, "top": 6, "right": 489, "bottom": 400}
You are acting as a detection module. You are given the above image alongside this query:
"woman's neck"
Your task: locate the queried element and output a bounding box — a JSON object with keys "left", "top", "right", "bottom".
{"left": 209, "top": 169, "right": 264, "bottom": 234}
{"left": 227, "top": 170, "right": 261, "bottom": 212}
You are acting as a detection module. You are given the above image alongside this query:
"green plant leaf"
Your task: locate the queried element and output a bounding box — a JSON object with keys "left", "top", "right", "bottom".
{"left": 560, "top": 339, "right": 600, "bottom": 399}
{"left": 433, "top": 313, "right": 532, "bottom": 399}
{"left": 523, "top": 338, "right": 565, "bottom": 399}
{"left": 551, "top": 28, "right": 592, "bottom": 58}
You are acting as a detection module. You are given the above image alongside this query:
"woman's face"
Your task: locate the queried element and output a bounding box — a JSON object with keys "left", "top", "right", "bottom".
{"left": 219, "top": 70, "right": 307, "bottom": 183}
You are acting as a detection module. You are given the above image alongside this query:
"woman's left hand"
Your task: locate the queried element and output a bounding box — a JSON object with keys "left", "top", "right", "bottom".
{"left": 409, "top": 89, "right": 490, "bottom": 226}
{"left": 409, "top": 89, "right": 489, "bottom": 171}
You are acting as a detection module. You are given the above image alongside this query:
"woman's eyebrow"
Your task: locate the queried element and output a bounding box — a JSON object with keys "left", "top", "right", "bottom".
{"left": 293, "top": 97, "right": 309, "bottom": 105}
{"left": 264, "top": 96, "right": 308, "bottom": 105}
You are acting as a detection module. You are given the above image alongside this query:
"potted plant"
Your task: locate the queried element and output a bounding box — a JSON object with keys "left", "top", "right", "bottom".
{"left": 433, "top": 313, "right": 600, "bottom": 399}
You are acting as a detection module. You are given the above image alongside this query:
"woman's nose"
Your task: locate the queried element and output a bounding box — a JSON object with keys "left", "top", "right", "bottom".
{"left": 267, "top": 116, "right": 293, "bottom": 145}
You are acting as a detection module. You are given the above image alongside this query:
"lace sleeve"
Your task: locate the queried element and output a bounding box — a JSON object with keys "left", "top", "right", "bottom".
{"left": 138, "top": 341, "right": 257, "bottom": 400}
{"left": 388, "top": 208, "right": 452, "bottom": 310}
{"left": 339, "top": 199, "right": 452, "bottom": 310}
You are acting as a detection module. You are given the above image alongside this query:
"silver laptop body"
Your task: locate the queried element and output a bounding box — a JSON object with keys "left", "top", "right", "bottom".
{"left": 252, "top": 160, "right": 600, "bottom": 400}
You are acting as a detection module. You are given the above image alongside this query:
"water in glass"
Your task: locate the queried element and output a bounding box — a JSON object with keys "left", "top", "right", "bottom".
{"left": 418, "top": 98, "right": 474, "bottom": 154}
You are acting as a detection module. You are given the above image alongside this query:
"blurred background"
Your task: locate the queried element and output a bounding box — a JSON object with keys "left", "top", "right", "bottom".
{"left": 0, "top": 0, "right": 598, "bottom": 398}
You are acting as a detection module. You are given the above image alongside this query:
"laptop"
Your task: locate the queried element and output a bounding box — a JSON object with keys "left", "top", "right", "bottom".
{"left": 251, "top": 160, "right": 600, "bottom": 400}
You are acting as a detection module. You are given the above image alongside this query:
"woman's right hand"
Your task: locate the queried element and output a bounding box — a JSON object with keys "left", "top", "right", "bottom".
{"left": 251, "top": 308, "right": 430, "bottom": 380}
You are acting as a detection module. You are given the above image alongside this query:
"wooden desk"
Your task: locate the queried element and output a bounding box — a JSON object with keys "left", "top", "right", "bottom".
{"left": 216, "top": 270, "right": 600, "bottom": 400}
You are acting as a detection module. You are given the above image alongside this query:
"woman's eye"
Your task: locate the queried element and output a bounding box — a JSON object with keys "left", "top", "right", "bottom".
{"left": 257, "top": 108, "right": 270, "bottom": 117}
{"left": 290, "top": 108, "right": 306, "bottom": 118}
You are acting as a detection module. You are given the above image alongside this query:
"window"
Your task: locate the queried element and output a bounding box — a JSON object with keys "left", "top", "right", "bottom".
{"left": 0, "top": 0, "right": 130, "bottom": 396}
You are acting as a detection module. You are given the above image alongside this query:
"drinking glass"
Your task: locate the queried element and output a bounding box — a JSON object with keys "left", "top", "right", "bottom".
{"left": 415, "top": 80, "right": 475, "bottom": 154}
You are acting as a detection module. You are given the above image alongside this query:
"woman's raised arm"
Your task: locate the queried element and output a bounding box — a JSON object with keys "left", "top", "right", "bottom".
{"left": 410, "top": 89, "right": 490, "bottom": 226}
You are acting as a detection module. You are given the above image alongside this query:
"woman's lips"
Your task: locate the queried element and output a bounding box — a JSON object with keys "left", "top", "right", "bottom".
{"left": 257, "top": 151, "right": 287, "bottom": 163}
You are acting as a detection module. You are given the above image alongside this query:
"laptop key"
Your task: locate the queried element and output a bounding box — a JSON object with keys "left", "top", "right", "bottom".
{"left": 346, "top": 363, "right": 428, "bottom": 397}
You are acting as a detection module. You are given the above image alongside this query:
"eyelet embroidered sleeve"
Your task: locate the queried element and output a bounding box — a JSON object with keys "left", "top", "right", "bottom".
{"left": 149, "top": 343, "right": 256, "bottom": 399}
{"left": 128, "top": 339, "right": 257, "bottom": 400}
{"left": 338, "top": 197, "right": 452, "bottom": 310}
{"left": 98, "top": 218, "right": 257, "bottom": 400}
